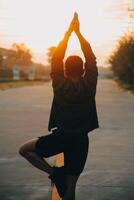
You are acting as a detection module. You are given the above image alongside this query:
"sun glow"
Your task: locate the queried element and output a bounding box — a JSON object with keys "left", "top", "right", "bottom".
{"left": 0, "top": 0, "right": 128, "bottom": 66}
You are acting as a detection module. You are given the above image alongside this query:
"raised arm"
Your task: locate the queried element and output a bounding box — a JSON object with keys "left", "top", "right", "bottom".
{"left": 76, "top": 32, "right": 96, "bottom": 66}
{"left": 51, "top": 14, "right": 75, "bottom": 79}
{"left": 73, "top": 13, "right": 98, "bottom": 95}
{"left": 51, "top": 31, "right": 71, "bottom": 78}
{"left": 73, "top": 13, "right": 97, "bottom": 73}
{"left": 50, "top": 14, "right": 76, "bottom": 92}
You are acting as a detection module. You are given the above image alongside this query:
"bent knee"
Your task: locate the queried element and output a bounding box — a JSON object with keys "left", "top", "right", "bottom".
{"left": 19, "top": 146, "right": 26, "bottom": 157}
{"left": 18, "top": 138, "right": 38, "bottom": 157}
{"left": 19, "top": 145, "right": 30, "bottom": 157}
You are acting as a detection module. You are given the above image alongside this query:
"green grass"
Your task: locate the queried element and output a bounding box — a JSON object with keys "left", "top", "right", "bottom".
{"left": 0, "top": 80, "right": 49, "bottom": 91}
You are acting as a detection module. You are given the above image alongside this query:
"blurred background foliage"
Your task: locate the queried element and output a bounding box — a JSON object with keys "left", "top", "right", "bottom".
{"left": 108, "top": 31, "right": 134, "bottom": 90}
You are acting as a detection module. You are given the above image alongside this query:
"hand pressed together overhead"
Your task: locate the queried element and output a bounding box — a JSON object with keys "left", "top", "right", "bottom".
{"left": 67, "top": 12, "right": 80, "bottom": 35}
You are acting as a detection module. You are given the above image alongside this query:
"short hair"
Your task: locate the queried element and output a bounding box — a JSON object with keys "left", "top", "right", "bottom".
{"left": 65, "top": 55, "right": 84, "bottom": 77}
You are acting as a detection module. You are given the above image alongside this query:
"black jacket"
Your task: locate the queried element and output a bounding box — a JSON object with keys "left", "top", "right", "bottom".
{"left": 48, "top": 33, "right": 99, "bottom": 134}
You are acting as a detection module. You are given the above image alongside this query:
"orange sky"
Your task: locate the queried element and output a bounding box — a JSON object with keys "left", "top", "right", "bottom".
{"left": 0, "top": 0, "right": 133, "bottom": 66}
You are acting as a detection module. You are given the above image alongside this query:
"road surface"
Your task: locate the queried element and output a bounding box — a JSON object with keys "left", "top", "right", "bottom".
{"left": 0, "top": 78, "right": 134, "bottom": 200}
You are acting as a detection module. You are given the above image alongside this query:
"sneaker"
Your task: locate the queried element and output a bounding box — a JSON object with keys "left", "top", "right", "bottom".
{"left": 48, "top": 166, "right": 67, "bottom": 198}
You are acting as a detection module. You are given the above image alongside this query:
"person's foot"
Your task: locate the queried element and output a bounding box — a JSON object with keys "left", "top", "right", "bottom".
{"left": 48, "top": 166, "right": 67, "bottom": 198}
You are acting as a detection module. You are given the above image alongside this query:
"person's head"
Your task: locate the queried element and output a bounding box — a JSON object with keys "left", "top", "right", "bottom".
{"left": 65, "top": 55, "right": 84, "bottom": 79}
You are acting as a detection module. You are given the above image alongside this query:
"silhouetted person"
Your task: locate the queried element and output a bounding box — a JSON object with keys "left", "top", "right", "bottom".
{"left": 19, "top": 12, "right": 99, "bottom": 200}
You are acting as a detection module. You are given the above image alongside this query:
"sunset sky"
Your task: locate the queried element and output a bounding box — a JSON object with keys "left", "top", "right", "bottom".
{"left": 0, "top": 0, "right": 133, "bottom": 66}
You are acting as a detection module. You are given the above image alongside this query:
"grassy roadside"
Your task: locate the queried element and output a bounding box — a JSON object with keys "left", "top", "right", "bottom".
{"left": 0, "top": 80, "right": 50, "bottom": 91}
{"left": 116, "top": 80, "right": 134, "bottom": 94}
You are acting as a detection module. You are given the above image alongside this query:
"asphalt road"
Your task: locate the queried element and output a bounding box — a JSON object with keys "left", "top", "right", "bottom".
{"left": 0, "top": 78, "right": 134, "bottom": 200}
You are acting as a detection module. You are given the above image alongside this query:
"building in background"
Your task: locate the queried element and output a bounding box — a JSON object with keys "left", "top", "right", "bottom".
{"left": 0, "top": 47, "right": 50, "bottom": 81}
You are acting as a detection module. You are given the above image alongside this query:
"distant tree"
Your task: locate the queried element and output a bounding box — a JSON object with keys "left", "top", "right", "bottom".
{"left": 108, "top": 32, "right": 134, "bottom": 87}
{"left": 47, "top": 46, "right": 56, "bottom": 64}
{"left": 128, "top": 4, "right": 134, "bottom": 29}
{"left": 128, "top": 5, "right": 134, "bottom": 19}
{"left": 109, "top": 1, "right": 134, "bottom": 29}
{"left": 12, "top": 43, "right": 32, "bottom": 66}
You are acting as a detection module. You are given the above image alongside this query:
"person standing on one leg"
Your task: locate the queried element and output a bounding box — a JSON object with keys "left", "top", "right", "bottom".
{"left": 19, "top": 12, "right": 99, "bottom": 200}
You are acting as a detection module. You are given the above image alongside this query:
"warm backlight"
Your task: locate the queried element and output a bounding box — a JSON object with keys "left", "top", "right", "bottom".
{"left": 0, "top": 0, "right": 129, "bottom": 66}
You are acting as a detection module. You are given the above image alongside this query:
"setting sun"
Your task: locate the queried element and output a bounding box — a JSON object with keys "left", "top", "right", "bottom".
{"left": 0, "top": 0, "right": 132, "bottom": 66}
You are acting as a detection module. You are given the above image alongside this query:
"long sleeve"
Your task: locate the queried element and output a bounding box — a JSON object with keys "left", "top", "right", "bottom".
{"left": 76, "top": 32, "right": 98, "bottom": 96}
{"left": 51, "top": 32, "right": 71, "bottom": 78}
{"left": 50, "top": 32, "right": 71, "bottom": 92}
